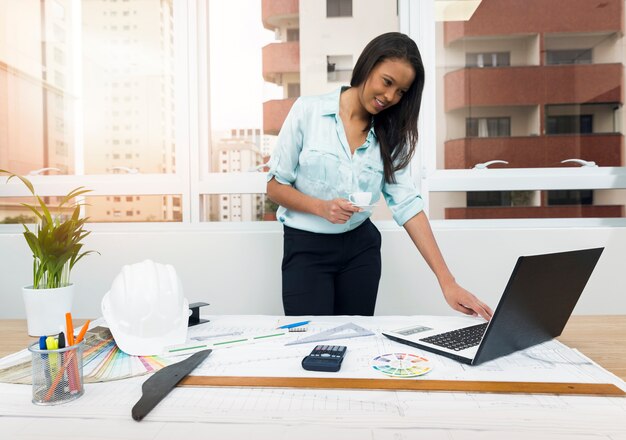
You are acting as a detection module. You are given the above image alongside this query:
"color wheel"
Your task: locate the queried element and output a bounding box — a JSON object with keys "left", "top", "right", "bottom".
{"left": 371, "top": 353, "right": 431, "bottom": 378}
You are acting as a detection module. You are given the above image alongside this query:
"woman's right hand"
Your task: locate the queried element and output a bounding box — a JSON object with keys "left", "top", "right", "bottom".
{"left": 319, "top": 198, "right": 362, "bottom": 224}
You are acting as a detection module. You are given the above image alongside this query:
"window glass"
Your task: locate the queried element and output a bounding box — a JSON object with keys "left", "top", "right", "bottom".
{"left": 0, "top": 1, "right": 77, "bottom": 176}
{"left": 466, "top": 51, "right": 510, "bottom": 68}
{"left": 84, "top": 195, "right": 182, "bottom": 222}
{"left": 326, "top": 0, "right": 352, "bottom": 18}
{"left": 435, "top": 0, "right": 624, "bottom": 219}
{"left": 82, "top": 0, "right": 177, "bottom": 175}
{"left": 209, "top": 0, "right": 281, "bottom": 174}
{"left": 0, "top": 194, "right": 180, "bottom": 223}
{"left": 546, "top": 49, "right": 592, "bottom": 65}
{"left": 201, "top": 194, "right": 273, "bottom": 222}
{"left": 209, "top": 0, "right": 397, "bottom": 220}
{"left": 429, "top": 190, "right": 626, "bottom": 220}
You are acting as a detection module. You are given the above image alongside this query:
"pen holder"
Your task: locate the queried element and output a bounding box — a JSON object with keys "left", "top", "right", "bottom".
{"left": 28, "top": 341, "right": 84, "bottom": 405}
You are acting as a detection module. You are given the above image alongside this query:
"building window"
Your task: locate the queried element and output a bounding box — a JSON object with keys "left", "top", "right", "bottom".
{"left": 286, "top": 28, "right": 299, "bottom": 42}
{"left": 546, "top": 115, "right": 593, "bottom": 134}
{"left": 467, "top": 191, "right": 511, "bottom": 207}
{"left": 327, "top": 0, "right": 352, "bottom": 17}
{"left": 287, "top": 83, "right": 300, "bottom": 98}
{"left": 466, "top": 52, "right": 510, "bottom": 68}
{"left": 327, "top": 55, "right": 353, "bottom": 82}
{"left": 467, "top": 191, "right": 534, "bottom": 208}
{"left": 466, "top": 117, "right": 511, "bottom": 137}
{"left": 546, "top": 49, "right": 592, "bottom": 65}
{"left": 547, "top": 190, "right": 593, "bottom": 205}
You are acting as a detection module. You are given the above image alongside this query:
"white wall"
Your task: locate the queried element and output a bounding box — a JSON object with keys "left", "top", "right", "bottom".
{"left": 1, "top": 222, "right": 624, "bottom": 319}
{"left": 299, "top": 0, "right": 398, "bottom": 96}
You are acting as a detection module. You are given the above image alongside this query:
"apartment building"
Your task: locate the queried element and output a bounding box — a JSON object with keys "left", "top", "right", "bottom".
{"left": 261, "top": 0, "right": 398, "bottom": 135}
{"left": 0, "top": 0, "right": 75, "bottom": 222}
{"left": 207, "top": 137, "right": 264, "bottom": 221}
{"left": 436, "top": 0, "right": 625, "bottom": 219}
{"left": 82, "top": 0, "right": 179, "bottom": 222}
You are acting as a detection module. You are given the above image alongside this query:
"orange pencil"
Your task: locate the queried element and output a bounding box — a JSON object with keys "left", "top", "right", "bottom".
{"left": 75, "top": 320, "right": 91, "bottom": 344}
{"left": 65, "top": 313, "right": 75, "bottom": 346}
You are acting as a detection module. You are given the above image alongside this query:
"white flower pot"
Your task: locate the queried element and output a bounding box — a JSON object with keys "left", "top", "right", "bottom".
{"left": 22, "top": 284, "right": 74, "bottom": 336}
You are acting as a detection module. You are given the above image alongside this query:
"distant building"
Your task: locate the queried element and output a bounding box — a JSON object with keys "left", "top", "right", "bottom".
{"left": 0, "top": 0, "right": 75, "bottom": 221}
{"left": 82, "top": 0, "right": 179, "bottom": 222}
{"left": 206, "top": 137, "right": 264, "bottom": 221}
{"left": 261, "top": 0, "right": 398, "bottom": 135}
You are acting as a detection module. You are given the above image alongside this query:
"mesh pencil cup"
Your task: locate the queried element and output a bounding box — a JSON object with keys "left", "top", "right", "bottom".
{"left": 28, "top": 340, "right": 84, "bottom": 405}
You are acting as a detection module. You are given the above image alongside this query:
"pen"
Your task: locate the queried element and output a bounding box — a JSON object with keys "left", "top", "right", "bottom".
{"left": 277, "top": 320, "right": 310, "bottom": 329}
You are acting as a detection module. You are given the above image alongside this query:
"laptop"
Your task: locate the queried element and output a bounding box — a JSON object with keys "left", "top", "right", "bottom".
{"left": 382, "top": 247, "right": 604, "bottom": 365}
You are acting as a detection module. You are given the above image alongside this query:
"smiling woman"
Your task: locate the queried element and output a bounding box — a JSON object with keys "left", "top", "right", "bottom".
{"left": 266, "top": 32, "right": 493, "bottom": 320}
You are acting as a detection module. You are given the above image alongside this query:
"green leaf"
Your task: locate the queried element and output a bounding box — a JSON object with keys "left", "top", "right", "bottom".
{"left": 2, "top": 170, "right": 98, "bottom": 288}
{"left": 58, "top": 187, "right": 91, "bottom": 209}
{"left": 19, "top": 203, "right": 44, "bottom": 222}
{"left": 0, "top": 169, "right": 35, "bottom": 195}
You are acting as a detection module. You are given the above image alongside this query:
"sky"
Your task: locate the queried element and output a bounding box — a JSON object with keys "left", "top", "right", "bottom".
{"left": 208, "top": 0, "right": 282, "bottom": 132}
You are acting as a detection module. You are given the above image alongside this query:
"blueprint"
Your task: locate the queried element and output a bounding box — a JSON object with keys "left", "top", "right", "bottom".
{"left": 1, "top": 315, "right": 625, "bottom": 439}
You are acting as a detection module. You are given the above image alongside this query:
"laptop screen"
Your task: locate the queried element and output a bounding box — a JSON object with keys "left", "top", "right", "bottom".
{"left": 474, "top": 247, "right": 604, "bottom": 364}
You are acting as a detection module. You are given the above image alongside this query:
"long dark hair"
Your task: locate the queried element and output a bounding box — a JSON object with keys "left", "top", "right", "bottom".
{"left": 350, "top": 32, "right": 424, "bottom": 183}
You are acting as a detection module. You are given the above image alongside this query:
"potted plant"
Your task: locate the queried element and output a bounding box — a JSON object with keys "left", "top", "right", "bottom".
{"left": 1, "top": 169, "right": 98, "bottom": 336}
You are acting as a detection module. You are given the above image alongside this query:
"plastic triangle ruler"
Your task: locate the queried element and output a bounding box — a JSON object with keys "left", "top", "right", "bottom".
{"left": 285, "top": 322, "right": 375, "bottom": 346}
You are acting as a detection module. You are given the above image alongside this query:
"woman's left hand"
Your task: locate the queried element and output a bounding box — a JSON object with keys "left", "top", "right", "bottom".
{"left": 441, "top": 282, "right": 493, "bottom": 321}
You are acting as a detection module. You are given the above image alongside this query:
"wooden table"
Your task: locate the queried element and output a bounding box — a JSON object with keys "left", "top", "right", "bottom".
{"left": 1, "top": 316, "right": 625, "bottom": 381}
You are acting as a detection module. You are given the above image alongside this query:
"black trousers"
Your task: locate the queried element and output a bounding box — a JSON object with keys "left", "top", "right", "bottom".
{"left": 282, "top": 219, "right": 382, "bottom": 316}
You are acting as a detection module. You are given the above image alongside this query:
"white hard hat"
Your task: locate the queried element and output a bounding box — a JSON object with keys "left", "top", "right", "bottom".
{"left": 101, "top": 260, "right": 189, "bottom": 356}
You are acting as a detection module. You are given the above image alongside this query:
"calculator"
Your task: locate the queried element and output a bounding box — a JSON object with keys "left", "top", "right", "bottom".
{"left": 301, "top": 345, "right": 347, "bottom": 372}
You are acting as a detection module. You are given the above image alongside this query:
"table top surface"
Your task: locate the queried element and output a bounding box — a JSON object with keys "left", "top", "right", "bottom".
{"left": 1, "top": 315, "right": 625, "bottom": 380}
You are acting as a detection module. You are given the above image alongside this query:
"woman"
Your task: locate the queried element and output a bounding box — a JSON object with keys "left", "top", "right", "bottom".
{"left": 267, "top": 32, "right": 493, "bottom": 320}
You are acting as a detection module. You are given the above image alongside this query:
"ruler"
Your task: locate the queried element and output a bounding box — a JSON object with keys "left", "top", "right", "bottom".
{"left": 285, "top": 322, "right": 375, "bottom": 346}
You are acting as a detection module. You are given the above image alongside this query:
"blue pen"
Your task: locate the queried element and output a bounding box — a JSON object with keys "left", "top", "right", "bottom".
{"left": 277, "top": 320, "right": 310, "bottom": 329}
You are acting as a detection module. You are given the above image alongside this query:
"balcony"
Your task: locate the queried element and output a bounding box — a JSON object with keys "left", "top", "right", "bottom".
{"left": 444, "top": 0, "right": 622, "bottom": 46}
{"left": 445, "top": 64, "right": 622, "bottom": 112}
{"left": 445, "top": 205, "right": 625, "bottom": 220}
{"left": 262, "top": 0, "right": 299, "bottom": 31}
{"left": 263, "top": 97, "right": 297, "bottom": 135}
{"left": 444, "top": 133, "right": 623, "bottom": 169}
{"left": 262, "top": 41, "right": 300, "bottom": 84}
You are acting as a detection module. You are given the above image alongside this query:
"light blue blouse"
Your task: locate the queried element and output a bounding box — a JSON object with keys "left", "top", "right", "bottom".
{"left": 267, "top": 87, "right": 423, "bottom": 234}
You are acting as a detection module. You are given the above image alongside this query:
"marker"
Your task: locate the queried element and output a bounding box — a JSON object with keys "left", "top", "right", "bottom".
{"left": 39, "top": 336, "right": 52, "bottom": 389}
{"left": 45, "top": 336, "right": 59, "bottom": 386}
{"left": 65, "top": 313, "right": 75, "bottom": 346}
{"left": 277, "top": 320, "right": 310, "bottom": 330}
{"left": 57, "top": 332, "right": 69, "bottom": 394}
{"left": 75, "top": 320, "right": 91, "bottom": 344}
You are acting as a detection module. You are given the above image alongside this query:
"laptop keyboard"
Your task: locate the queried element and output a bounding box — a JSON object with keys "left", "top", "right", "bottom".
{"left": 420, "top": 323, "right": 488, "bottom": 351}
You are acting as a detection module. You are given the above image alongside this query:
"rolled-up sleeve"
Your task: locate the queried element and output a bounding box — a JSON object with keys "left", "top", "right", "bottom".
{"left": 382, "top": 164, "right": 424, "bottom": 226}
{"left": 267, "top": 98, "right": 304, "bottom": 185}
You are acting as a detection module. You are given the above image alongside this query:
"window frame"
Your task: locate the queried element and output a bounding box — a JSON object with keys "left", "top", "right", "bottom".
{"left": 407, "top": 0, "right": 626, "bottom": 227}
{"left": 2, "top": 0, "right": 626, "bottom": 232}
